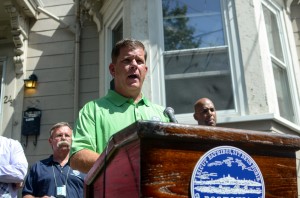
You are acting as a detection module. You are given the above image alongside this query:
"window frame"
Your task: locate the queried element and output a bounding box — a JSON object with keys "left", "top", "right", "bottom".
{"left": 261, "top": 0, "right": 300, "bottom": 125}
{"left": 157, "top": 0, "right": 246, "bottom": 123}
{"left": 101, "top": 1, "right": 123, "bottom": 94}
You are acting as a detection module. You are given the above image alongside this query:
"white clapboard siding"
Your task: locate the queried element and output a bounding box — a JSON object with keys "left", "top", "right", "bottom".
{"left": 81, "top": 24, "right": 99, "bottom": 39}
{"left": 80, "top": 51, "right": 99, "bottom": 65}
{"left": 80, "top": 64, "right": 99, "bottom": 79}
{"left": 79, "top": 78, "right": 99, "bottom": 93}
{"left": 42, "top": 0, "right": 74, "bottom": 7}
{"left": 29, "top": 29, "right": 74, "bottom": 45}
{"left": 78, "top": 20, "right": 100, "bottom": 108}
{"left": 30, "top": 16, "right": 76, "bottom": 32}
{"left": 38, "top": 4, "right": 75, "bottom": 19}
{"left": 30, "top": 67, "right": 73, "bottom": 83}
{"left": 79, "top": 92, "right": 99, "bottom": 108}
{"left": 24, "top": 138, "right": 51, "bottom": 153}
{"left": 24, "top": 81, "right": 74, "bottom": 97}
{"left": 27, "top": 54, "right": 74, "bottom": 70}
{"left": 39, "top": 109, "right": 74, "bottom": 125}
{"left": 81, "top": 37, "right": 99, "bottom": 52}
{"left": 28, "top": 40, "right": 74, "bottom": 57}
{"left": 24, "top": 95, "right": 74, "bottom": 111}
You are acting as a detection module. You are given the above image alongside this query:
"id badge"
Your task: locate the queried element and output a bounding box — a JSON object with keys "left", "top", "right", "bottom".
{"left": 57, "top": 185, "right": 66, "bottom": 197}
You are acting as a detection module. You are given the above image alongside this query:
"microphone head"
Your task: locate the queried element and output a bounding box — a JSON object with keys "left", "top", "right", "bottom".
{"left": 163, "top": 107, "right": 178, "bottom": 123}
{"left": 164, "top": 107, "right": 175, "bottom": 115}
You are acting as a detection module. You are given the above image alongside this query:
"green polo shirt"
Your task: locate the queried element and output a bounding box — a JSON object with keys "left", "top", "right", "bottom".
{"left": 71, "top": 90, "right": 169, "bottom": 155}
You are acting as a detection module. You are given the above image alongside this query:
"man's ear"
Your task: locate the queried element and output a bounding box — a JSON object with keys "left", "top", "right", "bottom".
{"left": 109, "top": 63, "right": 115, "bottom": 77}
{"left": 193, "top": 113, "right": 198, "bottom": 121}
{"left": 48, "top": 137, "right": 52, "bottom": 144}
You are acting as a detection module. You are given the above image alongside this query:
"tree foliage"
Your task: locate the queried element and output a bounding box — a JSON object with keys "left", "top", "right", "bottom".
{"left": 162, "top": 0, "right": 201, "bottom": 51}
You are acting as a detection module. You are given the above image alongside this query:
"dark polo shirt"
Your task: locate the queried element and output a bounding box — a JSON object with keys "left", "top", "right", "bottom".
{"left": 22, "top": 155, "right": 85, "bottom": 198}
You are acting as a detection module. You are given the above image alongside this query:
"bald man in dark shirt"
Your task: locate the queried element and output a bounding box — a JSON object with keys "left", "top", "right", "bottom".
{"left": 193, "top": 98, "right": 217, "bottom": 126}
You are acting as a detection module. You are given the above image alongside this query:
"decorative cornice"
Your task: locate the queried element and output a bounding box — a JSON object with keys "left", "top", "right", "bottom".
{"left": 4, "top": 0, "right": 41, "bottom": 74}
{"left": 4, "top": 1, "right": 29, "bottom": 74}
{"left": 285, "top": 0, "right": 293, "bottom": 14}
{"left": 80, "top": 0, "right": 104, "bottom": 32}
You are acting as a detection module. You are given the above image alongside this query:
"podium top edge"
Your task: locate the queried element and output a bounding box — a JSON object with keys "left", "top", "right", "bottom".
{"left": 111, "top": 120, "right": 300, "bottom": 149}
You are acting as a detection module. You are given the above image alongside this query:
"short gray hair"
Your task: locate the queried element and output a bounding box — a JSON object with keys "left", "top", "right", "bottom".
{"left": 49, "top": 122, "right": 72, "bottom": 137}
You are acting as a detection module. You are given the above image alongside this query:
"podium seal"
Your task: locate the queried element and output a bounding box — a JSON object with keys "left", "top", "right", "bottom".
{"left": 191, "top": 146, "right": 265, "bottom": 198}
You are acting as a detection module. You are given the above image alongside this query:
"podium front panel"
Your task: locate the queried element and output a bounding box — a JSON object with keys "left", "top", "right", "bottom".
{"left": 84, "top": 121, "right": 300, "bottom": 198}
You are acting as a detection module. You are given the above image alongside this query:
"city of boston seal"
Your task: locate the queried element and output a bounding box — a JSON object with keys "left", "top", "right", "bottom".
{"left": 191, "top": 146, "right": 265, "bottom": 198}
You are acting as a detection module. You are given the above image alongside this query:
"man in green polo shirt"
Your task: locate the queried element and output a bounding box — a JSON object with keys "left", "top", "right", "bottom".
{"left": 70, "top": 39, "right": 170, "bottom": 173}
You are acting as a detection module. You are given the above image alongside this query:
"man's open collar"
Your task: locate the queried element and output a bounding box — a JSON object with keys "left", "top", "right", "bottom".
{"left": 106, "top": 90, "right": 150, "bottom": 107}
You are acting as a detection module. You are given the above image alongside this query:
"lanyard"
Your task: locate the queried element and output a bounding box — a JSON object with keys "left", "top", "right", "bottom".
{"left": 52, "top": 164, "right": 71, "bottom": 188}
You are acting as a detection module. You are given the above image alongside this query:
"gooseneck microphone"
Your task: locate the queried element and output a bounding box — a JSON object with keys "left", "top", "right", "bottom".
{"left": 164, "top": 107, "right": 178, "bottom": 123}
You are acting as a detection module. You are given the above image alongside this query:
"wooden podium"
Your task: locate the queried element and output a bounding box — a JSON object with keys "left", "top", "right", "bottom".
{"left": 84, "top": 121, "right": 300, "bottom": 198}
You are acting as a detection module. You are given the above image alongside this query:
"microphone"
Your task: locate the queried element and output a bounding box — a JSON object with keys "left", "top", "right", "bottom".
{"left": 164, "top": 107, "right": 178, "bottom": 123}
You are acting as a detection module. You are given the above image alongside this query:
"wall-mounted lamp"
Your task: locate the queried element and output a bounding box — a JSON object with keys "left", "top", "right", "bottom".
{"left": 24, "top": 74, "right": 38, "bottom": 88}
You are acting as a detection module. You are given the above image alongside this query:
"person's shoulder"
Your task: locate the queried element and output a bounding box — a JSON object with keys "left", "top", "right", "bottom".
{"left": 32, "top": 156, "right": 52, "bottom": 167}
{"left": 28, "top": 157, "right": 52, "bottom": 175}
{"left": 140, "top": 95, "right": 164, "bottom": 110}
{"left": 1, "top": 136, "right": 15, "bottom": 143}
{"left": 1, "top": 136, "right": 23, "bottom": 148}
{"left": 27, "top": 161, "right": 41, "bottom": 172}
{"left": 79, "top": 97, "right": 104, "bottom": 113}
{"left": 82, "top": 95, "right": 110, "bottom": 108}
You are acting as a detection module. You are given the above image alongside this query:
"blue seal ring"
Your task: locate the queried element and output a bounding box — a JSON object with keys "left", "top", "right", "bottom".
{"left": 190, "top": 146, "right": 265, "bottom": 198}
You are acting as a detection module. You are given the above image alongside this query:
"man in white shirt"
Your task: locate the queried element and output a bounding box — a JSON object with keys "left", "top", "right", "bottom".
{"left": 0, "top": 136, "right": 28, "bottom": 198}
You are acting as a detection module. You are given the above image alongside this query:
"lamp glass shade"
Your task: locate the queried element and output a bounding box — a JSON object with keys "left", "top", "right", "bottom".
{"left": 24, "top": 74, "right": 38, "bottom": 88}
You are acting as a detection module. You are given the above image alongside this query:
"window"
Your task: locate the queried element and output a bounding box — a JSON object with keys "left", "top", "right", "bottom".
{"left": 102, "top": 2, "right": 123, "bottom": 93}
{"left": 110, "top": 20, "right": 123, "bottom": 90}
{"left": 162, "top": 0, "right": 237, "bottom": 114}
{"left": 262, "top": 1, "right": 297, "bottom": 123}
{"left": 112, "top": 21, "right": 123, "bottom": 47}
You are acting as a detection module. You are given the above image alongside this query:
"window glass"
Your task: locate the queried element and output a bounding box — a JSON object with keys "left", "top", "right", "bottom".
{"left": 112, "top": 21, "right": 123, "bottom": 46}
{"left": 163, "top": 0, "right": 224, "bottom": 50}
{"left": 262, "top": 2, "right": 295, "bottom": 123}
{"left": 262, "top": 5, "right": 284, "bottom": 62}
{"left": 272, "top": 62, "right": 294, "bottom": 122}
{"left": 110, "top": 20, "right": 123, "bottom": 90}
{"left": 162, "top": 0, "right": 234, "bottom": 114}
